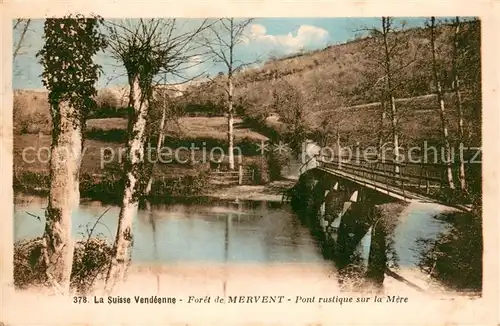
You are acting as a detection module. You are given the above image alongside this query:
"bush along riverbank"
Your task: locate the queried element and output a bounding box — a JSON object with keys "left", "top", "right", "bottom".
{"left": 13, "top": 169, "right": 213, "bottom": 205}
{"left": 14, "top": 236, "right": 114, "bottom": 294}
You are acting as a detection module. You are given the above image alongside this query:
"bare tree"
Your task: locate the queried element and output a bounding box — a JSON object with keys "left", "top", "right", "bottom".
{"left": 37, "top": 16, "right": 105, "bottom": 293}
{"left": 143, "top": 81, "right": 184, "bottom": 196}
{"left": 381, "top": 17, "right": 400, "bottom": 171}
{"left": 203, "top": 18, "right": 255, "bottom": 170}
{"left": 361, "top": 18, "right": 419, "bottom": 171}
{"left": 428, "top": 17, "right": 455, "bottom": 189}
{"left": 13, "top": 19, "right": 31, "bottom": 59}
{"left": 104, "top": 19, "right": 210, "bottom": 292}
{"left": 451, "top": 17, "right": 466, "bottom": 191}
{"left": 271, "top": 79, "right": 310, "bottom": 154}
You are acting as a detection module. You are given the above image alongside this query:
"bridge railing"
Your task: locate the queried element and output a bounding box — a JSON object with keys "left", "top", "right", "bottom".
{"left": 315, "top": 155, "right": 453, "bottom": 199}
{"left": 299, "top": 155, "right": 320, "bottom": 175}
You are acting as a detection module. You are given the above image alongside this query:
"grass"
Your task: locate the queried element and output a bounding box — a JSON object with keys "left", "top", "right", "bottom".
{"left": 86, "top": 116, "right": 268, "bottom": 142}
{"left": 14, "top": 134, "right": 215, "bottom": 177}
{"left": 13, "top": 127, "right": 274, "bottom": 202}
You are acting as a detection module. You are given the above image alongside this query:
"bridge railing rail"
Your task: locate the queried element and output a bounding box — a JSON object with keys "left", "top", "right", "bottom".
{"left": 315, "top": 155, "right": 454, "bottom": 199}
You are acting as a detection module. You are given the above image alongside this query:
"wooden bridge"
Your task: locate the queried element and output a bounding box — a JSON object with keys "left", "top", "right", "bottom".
{"left": 299, "top": 153, "right": 477, "bottom": 210}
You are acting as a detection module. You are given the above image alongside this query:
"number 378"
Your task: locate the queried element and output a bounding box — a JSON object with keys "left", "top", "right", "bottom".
{"left": 73, "top": 296, "right": 88, "bottom": 303}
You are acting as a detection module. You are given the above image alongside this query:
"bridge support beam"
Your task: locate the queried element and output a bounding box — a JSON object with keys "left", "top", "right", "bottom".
{"left": 325, "top": 187, "right": 362, "bottom": 248}
{"left": 349, "top": 190, "right": 359, "bottom": 203}
{"left": 353, "top": 226, "right": 373, "bottom": 269}
{"left": 319, "top": 190, "right": 330, "bottom": 216}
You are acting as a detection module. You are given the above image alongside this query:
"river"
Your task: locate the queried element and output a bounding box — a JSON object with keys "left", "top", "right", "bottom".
{"left": 14, "top": 192, "right": 480, "bottom": 294}
{"left": 14, "top": 193, "right": 328, "bottom": 264}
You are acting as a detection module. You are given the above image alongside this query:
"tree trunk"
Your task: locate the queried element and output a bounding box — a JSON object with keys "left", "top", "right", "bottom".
{"left": 436, "top": 81, "right": 455, "bottom": 189}
{"left": 381, "top": 17, "right": 400, "bottom": 173}
{"left": 336, "top": 123, "right": 341, "bottom": 159}
{"left": 453, "top": 17, "right": 467, "bottom": 191}
{"left": 430, "top": 17, "right": 455, "bottom": 190}
{"left": 105, "top": 75, "right": 149, "bottom": 293}
{"left": 43, "top": 100, "right": 83, "bottom": 294}
{"left": 378, "top": 100, "right": 386, "bottom": 152}
{"left": 389, "top": 95, "right": 400, "bottom": 173}
{"left": 227, "top": 18, "right": 236, "bottom": 170}
{"left": 144, "top": 91, "right": 168, "bottom": 196}
{"left": 227, "top": 74, "right": 235, "bottom": 170}
{"left": 456, "top": 79, "right": 466, "bottom": 190}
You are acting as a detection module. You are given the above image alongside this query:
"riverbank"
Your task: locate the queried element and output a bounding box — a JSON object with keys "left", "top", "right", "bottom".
{"left": 14, "top": 179, "right": 297, "bottom": 207}
{"left": 202, "top": 180, "right": 296, "bottom": 202}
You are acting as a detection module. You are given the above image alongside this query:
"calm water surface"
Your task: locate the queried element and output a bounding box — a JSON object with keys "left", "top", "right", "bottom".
{"left": 14, "top": 194, "right": 327, "bottom": 264}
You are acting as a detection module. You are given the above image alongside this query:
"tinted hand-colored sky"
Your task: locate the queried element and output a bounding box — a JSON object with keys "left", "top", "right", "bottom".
{"left": 13, "top": 17, "right": 436, "bottom": 89}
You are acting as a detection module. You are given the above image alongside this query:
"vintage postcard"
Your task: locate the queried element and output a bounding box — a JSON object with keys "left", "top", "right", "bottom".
{"left": 1, "top": 1, "right": 499, "bottom": 325}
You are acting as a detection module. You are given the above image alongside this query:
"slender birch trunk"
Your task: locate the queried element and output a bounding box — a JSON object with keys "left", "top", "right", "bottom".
{"left": 42, "top": 100, "right": 83, "bottom": 293}
{"left": 381, "top": 17, "right": 400, "bottom": 173}
{"left": 144, "top": 91, "right": 168, "bottom": 196}
{"left": 430, "top": 17, "right": 455, "bottom": 189}
{"left": 452, "top": 16, "right": 467, "bottom": 191}
{"left": 228, "top": 74, "right": 235, "bottom": 170}
{"left": 389, "top": 95, "right": 399, "bottom": 171}
{"left": 105, "top": 75, "right": 149, "bottom": 293}
{"left": 227, "top": 18, "right": 235, "bottom": 170}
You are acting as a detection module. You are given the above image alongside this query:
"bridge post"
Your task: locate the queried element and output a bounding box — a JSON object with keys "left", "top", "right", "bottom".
{"left": 319, "top": 189, "right": 330, "bottom": 232}
{"left": 319, "top": 190, "right": 330, "bottom": 216}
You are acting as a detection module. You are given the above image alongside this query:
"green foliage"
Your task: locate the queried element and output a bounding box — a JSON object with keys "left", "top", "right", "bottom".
{"left": 37, "top": 15, "right": 106, "bottom": 123}
{"left": 149, "top": 173, "right": 211, "bottom": 198}
{"left": 13, "top": 171, "right": 50, "bottom": 193}
{"left": 415, "top": 211, "right": 482, "bottom": 291}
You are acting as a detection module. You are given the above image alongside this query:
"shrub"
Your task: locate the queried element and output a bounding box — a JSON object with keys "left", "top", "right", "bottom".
{"left": 13, "top": 171, "right": 50, "bottom": 193}
{"left": 13, "top": 93, "right": 52, "bottom": 134}
{"left": 14, "top": 236, "right": 113, "bottom": 294}
{"left": 85, "top": 128, "right": 128, "bottom": 143}
{"left": 415, "top": 211, "right": 482, "bottom": 291}
{"left": 150, "top": 172, "right": 211, "bottom": 199}
{"left": 95, "top": 89, "right": 119, "bottom": 110}
{"left": 265, "top": 149, "right": 290, "bottom": 181}
{"left": 90, "top": 90, "right": 127, "bottom": 118}
{"left": 247, "top": 157, "right": 270, "bottom": 185}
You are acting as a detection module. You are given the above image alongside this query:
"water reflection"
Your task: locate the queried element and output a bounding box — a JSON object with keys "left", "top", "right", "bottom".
{"left": 14, "top": 193, "right": 325, "bottom": 264}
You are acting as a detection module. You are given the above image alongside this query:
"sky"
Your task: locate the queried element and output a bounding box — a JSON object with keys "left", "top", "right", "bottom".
{"left": 12, "top": 17, "right": 440, "bottom": 90}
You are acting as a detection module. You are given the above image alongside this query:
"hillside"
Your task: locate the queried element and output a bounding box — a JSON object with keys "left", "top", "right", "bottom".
{"left": 183, "top": 19, "right": 481, "bottom": 148}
